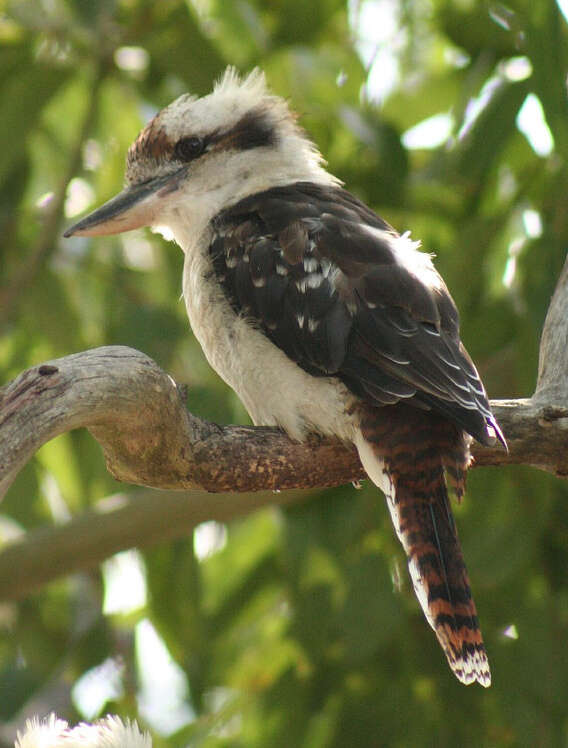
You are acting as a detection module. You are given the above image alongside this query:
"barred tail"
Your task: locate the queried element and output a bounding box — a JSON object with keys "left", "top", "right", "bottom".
{"left": 356, "top": 404, "right": 490, "bottom": 687}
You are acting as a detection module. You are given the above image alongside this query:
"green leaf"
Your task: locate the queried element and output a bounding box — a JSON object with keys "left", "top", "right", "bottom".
{"left": 0, "top": 47, "right": 69, "bottom": 180}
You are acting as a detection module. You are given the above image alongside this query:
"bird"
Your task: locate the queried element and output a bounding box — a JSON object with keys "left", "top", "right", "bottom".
{"left": 64, "top": 67, "right": 506, "bottom": 687}
{"left": 15, "top": 714, "right": 151, "bottom": 748}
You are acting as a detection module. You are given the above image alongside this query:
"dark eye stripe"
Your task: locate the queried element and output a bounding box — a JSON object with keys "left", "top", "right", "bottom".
{"left": 226, "top": 109, "right": 276, "bottom": 150}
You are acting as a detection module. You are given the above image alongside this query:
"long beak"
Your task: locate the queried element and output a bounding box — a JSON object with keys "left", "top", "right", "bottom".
{"left": 63, "top": 168, "right": 187, "bottom": 237}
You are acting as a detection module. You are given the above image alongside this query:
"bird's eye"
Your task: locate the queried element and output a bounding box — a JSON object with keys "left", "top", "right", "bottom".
{"left": 174, "top": 136, "right": 205, "bottom": 162}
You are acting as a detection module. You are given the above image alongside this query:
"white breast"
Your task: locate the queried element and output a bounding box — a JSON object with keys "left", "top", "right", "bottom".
{"left": 181, "top": 235, "right": 358, "bottom": 443}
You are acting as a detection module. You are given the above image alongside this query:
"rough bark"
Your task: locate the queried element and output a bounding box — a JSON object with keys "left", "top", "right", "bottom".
{"left": 0, "top": 254, "right": 566, "bottom": 600}
{"left": 0, "top": 346, "right": 365, "bottom": 499}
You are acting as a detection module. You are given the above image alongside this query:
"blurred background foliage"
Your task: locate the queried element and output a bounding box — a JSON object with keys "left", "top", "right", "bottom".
{"left": 0, "top": 0, "right": 567, "bottom": 745}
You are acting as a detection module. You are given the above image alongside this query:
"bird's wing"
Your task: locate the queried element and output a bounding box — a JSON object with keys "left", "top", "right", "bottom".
{"left": 211, "top": 181, "right": 502, "bottom": 446}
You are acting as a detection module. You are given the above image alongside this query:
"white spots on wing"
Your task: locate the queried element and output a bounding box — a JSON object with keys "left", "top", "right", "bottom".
{"left": 303, "top": 256, "right": 319, "bottom": 273}
{"left": 226, "top": 255, "right": 237, "bottom": 268}
{"left": 308, "top": 318, "right": 320, "bottom": 333}
{"left": 320, "top": 257, "right": 335, "bottom": 278}
{"left": 346, "top": 300, "right": 357, "bottom": 316}
{"left": 276, "top": 264, "right": 288, "bottom": 275}
{"left": 303, "top": 217, "right": 323, "bottom": 233}
{"left": 296, "top": 273, "right": 324, "bottom": 292}
{"left": 296, "top": 313, "right": 305, "bottom": 329}
{"left": 366, "top": 299, "right": 377, "bottom": 309}
{"left": 252, "top": 276, "right": 266, "bottom": 288}
{"left": 243, "top": 252, "right": 250, "bottom": 263}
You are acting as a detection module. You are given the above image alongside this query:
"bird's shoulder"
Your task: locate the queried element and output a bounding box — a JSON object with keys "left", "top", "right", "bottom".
{"left": 212, "top": 180, "right": 455, "bottom": 328}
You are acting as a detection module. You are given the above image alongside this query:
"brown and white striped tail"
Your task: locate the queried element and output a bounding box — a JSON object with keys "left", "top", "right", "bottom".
{"left": 356, "top": 404, "right": 491, "bottom": 687}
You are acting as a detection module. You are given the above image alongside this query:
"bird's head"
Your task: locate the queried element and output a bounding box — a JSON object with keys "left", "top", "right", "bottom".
{"left": 64, "top": 68, "right": 335, "bottom": 245}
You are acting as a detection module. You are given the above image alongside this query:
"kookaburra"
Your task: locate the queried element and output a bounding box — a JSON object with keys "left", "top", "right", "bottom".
{"left": 15, "top": 714, "right": 151, "bottom": 748}
{"left": 65, "top": 68, "right": 505, "bottom": 686}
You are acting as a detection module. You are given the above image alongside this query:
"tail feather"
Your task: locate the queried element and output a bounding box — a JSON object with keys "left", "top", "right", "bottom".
{"left": 357, "top": 404, "right": 490, "bottom": 687}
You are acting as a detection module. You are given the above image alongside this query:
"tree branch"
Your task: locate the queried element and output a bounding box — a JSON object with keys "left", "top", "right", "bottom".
{"left": 0, "top": 253, "right": 566, "bottom": 599}
{"left": 0, "top": 487, "right": 313, "bottom": 601}
{"left": 0, "top": 347, "right": 365, "bottom": 499}
{"left": 0, "top": 345, "right": 566, "bottom": 506}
